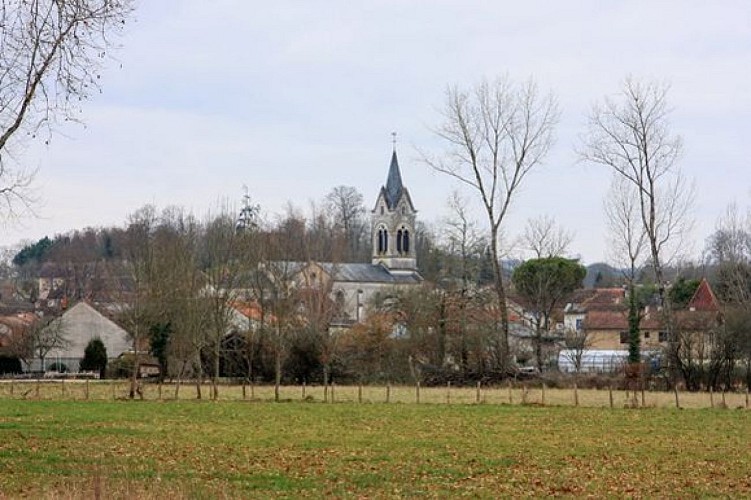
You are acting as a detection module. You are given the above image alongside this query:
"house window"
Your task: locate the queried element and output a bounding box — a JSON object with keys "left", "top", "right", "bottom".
{"left": 575, "top": 318, "right": 583, "bottom": 331}
{"left": 658, "top": 331, "right": 668, "bottom": 342}
{"left": 619, "top": 331, "right": 628, "bottom": 344}
{"left": 643, "top": 331, "right": 650, "bottom": 339}
{"left": 380, "top": 206, "right": 384, "bottom": 215}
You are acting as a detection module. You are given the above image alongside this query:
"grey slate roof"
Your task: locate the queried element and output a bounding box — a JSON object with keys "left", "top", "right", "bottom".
{"left": 384, "top": 150, "right": 403, "bottom": 209}
{"left": 321, "top": 262, "right": 422, "bottom": 284}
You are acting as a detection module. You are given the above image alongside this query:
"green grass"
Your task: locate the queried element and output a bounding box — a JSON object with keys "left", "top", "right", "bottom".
{"left": 0, "top": 400, "right": 749, "bottom": 498}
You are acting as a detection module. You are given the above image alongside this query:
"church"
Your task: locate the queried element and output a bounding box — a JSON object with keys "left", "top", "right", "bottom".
{"left": 279, "top": 149, "right": 423, "bottom": 326}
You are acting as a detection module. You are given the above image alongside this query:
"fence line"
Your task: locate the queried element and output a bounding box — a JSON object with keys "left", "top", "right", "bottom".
{"left": 0, "top": 379, "right": 749, "bottom": 410}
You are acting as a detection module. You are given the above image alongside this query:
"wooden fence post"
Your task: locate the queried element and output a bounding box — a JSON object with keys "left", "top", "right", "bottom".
{"left": 573, "top": 382, "right": 579, "bottom": 407}
{"left": 641, "top": 382, "right": 645, "bottom": 408}
{"left": 608, "top": 385, "right": 614, "bottom": 409}
{"left": 36, "top": 378, "right": 40, "bottom": 399}
{"left": 446, "top": 381, "right": 451, "bottom": 405}
{"left": 112, "top": 380, "right": 116, "bottom": 400}
{"left": 358, "top": 384, "right": 362, "bottom": 404}
{"left": 507, "top": 380, "right": 513, "bottom": 405}
{"left": 10, "top": 380, "right": 14, "bottom": 397}
{"left": 331, "top": 382, "right": 336, "bottom": 403}
{"left": 158, "top": 381, "right": 162, "bottom": 401}
{"left": 302, "top": 381, "right": 306, "bottom": 400}
{"left": 415, "top": 381, "right": 420, "bottom": 404}
{"left": 386, "top": 383, "right": 391, "bottom": 404}
{"left": 86, "top": 379, "right": 90, "bottom": 400}
{"left": 541, "top": 383, "right": 546, "bottom": 406}
{"left": 324, "top": 382, "right": 328, "bottom": 403}
{"left": 673, "top": 385, "right": 680, "bottom": 409}
{"left": 61, "top": 379, "right": 65, "bottom": 398}
{"left": 710, "top": 387, "right": 714, "bottom": 409}
{"left": 476, "top": 381, "right": 482, "bottom": 404}
{"left": 721, "top": 387, "right": 726, "bottom": 408}
{"left": 242, "top": 381, "right": 247, "bottom": 400}
{"left": 746, "top": 387, "right": 749, "bottom": 409}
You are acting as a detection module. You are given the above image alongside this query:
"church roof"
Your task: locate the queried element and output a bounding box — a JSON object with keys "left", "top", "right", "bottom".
{"left": 384, "top": 150, "right": 404, "bottom": 209}
{"left": 322, "top": 262, "right": 422, "bottom": 284}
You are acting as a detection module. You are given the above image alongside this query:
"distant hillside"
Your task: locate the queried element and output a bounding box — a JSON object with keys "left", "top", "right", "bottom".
{"left": 583, "top": 262, "right": 623, "bottom": 288}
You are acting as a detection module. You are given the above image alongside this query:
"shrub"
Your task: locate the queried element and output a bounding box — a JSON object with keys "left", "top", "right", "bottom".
{"left": 80, "top": 338, "right": 108, "bottom": 378}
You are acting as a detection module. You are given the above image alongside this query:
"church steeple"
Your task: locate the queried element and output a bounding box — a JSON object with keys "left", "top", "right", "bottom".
{"left": 372, "top": 147, "right": 418, "bottom": 274}
{"left": 384, "top": 150, "right": 403, "bottom": 209}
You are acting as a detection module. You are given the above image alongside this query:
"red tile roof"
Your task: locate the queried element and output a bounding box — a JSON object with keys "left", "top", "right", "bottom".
{"left": 583, "top": 308, "right": 718, "bottom": 332}
{"left": 687, "top": 279, "right": 720, "bottom": 312}
{"left": 232, "top": 301, "right": 275, "bottom": 323}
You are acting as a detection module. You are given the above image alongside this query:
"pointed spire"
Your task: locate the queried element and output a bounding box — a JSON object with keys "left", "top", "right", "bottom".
{"left": 385, "top": 149, "right": 403, "bottom": 209}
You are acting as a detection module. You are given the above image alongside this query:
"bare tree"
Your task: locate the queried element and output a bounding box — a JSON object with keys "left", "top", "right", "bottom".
{"left": 707, "top": 204, "right": 751, "bottom": 304}
{"left": 605, "top": 175, "right": 647, "bottom": 364}
{"left": 562, "top": 326, "right": 593, "bottom": 374}
{"left": 425, "top": 77, "right": 559, "bottom": 370}
{"left": 706, "top": 205, "right": 751, "bottom": 389}
{"left": 521, "top": 215, "right": 573, "bottom": 259}
{"left": 325, "top": 185, "right": 367, "bottom": 261}
{"left": 118, "top": 205, "right": 159, "bottom": 399}
{"left": 0, "top": 0, "right": 134, "bottom": 218}
{"left": 442, "top": 192, "right": 486, "bottom": 285}
{"left": 580, "top": 78, "right": 694, "bottom": 377}
{"left": 201, "top": 208, "right": 257, "bottom": 400}
{"left": 29, "top": 314, "right": 69, "bottom": 371}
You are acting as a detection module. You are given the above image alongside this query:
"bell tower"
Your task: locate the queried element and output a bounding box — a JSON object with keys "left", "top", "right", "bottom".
{"left": 372, "top": 149, "right": 417, "bottom": 274}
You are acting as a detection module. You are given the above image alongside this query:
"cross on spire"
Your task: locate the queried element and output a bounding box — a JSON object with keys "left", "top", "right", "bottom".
{"left": 391, "top": 131, "right": 397, "bottom": 150}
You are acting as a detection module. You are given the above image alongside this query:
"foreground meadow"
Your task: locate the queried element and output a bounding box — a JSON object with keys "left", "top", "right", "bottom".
{"left": 1, "top": 400, "right": 750, "bottom": 498}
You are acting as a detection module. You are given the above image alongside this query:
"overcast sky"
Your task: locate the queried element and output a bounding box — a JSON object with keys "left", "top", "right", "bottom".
{"left": 1, "top": 1, "right": 749, "bottom": 265}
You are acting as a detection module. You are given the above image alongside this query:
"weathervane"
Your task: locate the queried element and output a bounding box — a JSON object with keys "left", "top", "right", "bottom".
{"left": 391, "top": 131, "right": 397, "bottom": 150}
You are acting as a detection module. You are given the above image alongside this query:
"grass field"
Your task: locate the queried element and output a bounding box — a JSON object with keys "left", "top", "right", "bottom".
{"left": 1, "top": 399, "right": 750, "bottom": 498}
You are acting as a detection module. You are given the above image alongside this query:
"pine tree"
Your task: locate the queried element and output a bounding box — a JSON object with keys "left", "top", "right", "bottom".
{"left": 80, "top": 338, "right": 108, "bottom": 378}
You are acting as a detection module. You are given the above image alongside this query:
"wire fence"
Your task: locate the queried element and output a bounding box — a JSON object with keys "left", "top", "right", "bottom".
{"left": 1, "top": 379, "right": 749, "bottom": 410}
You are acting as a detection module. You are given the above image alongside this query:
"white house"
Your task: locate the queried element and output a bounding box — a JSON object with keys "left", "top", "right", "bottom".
{"left": 26, "top": 302, "right": 132, "bottom": 372}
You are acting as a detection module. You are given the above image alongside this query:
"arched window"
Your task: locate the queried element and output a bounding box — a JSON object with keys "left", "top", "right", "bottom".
{"left": 396, "top": 227, "right": 410, "bottom": 255}
{"left": 377, "top": 227, "right": 389, "bottom": 255}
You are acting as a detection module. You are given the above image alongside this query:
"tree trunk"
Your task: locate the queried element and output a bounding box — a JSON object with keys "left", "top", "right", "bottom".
{"left": 274, "top": 345, "right": 281, "bottom": 403}
{"left": 490, "top": 231, "right": 510, "bottom": 371}
{"left": 535, "top": 318, "right": 543, "bottom": 371}
{"left": 195, "top": 354, "right": 203, "bottom": 400}
{"left": 212, "top": 341, "right": 220, "bottom": 401}
{"left": 175, "top": 360, "right": 187, "bottom": 400}
{"left": 129, "top": 333, "right": 140, "bottom": 400}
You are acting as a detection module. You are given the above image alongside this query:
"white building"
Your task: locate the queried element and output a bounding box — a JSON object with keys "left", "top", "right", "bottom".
{"left": 26, "top": 302, "right": 132, "bottom": 372}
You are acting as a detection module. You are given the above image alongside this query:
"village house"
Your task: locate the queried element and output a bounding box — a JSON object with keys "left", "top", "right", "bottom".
{"left": 563, "top": 279, "right": 721, "bottom": 352}
{"left": 25, "top": 301, "right": 134, "bottom": 373}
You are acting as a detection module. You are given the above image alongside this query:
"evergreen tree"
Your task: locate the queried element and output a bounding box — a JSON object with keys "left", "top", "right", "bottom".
{"left": 80, "top": 338, "right": 108, "bottom": 378}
